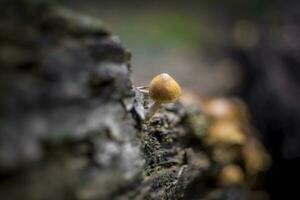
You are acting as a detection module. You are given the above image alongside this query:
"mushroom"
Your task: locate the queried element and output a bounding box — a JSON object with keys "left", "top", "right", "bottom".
{"left": 203, "top": 98, "right": 249, "bottom": 124}
{"left": 145, "top": 73, "right": 182, "bottom": 121}
{"left": 242, "top": 137, "right": 271, "bottom": 175}
{"left": 218, "top": 164, "right": 245, "bottom": 186}
{"left": 205, "top": 120, "right": 246, "bottom": 146}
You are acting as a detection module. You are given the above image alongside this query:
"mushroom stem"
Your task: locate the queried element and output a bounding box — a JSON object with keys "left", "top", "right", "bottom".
{"left": 145, "top": 101, "right": 161, "bottom": 121}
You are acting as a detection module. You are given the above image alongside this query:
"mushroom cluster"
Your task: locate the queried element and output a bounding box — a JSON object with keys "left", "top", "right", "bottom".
{"left": 181, "top": 94, "right": 271, "bottom": 187}
{"left": 202, "top": 97, "right": 270, "bottom": 185}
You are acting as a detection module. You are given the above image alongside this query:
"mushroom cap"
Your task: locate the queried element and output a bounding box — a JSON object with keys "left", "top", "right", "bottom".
{"left": 205, "top": 120, "right": 246, "bottom": 146}
{"left": 242, "top": 137, "right": 271, "bottom": 175}
{"left": 204, "top": 98, "right": 241, "bottom": 121}
{"left": 149, "top": 73, "right": 181, "bottom": 103}
{"left": 218, "top": 164, "right": 244, "bottom": 186}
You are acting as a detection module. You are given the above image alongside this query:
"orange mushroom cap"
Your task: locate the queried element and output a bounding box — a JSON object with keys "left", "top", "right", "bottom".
{"left": 149, "top": 73, "right": 182, "bottom": 103}
{"left": 218, "top": 164, "right": 245, "bottom": 186}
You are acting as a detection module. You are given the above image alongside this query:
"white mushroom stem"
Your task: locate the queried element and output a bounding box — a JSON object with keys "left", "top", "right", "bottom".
{"left": 145, "top": 101, "right": 161, "bottom": 121}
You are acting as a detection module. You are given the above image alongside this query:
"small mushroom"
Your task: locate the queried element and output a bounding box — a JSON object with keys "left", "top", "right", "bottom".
{"left": 145, "top": 73, "right": 182, "bottom": 121}
{"left": 218, "top": 164, "right": 245, "bottom": 186}
{"left": 203, "top": 98, "right": 248, "bottom": 124}
{"left": 242, "top": 137, "right": 271, "bottom": 175}
{"left": 205, "top": 120, "right": 246, "bottom": 146}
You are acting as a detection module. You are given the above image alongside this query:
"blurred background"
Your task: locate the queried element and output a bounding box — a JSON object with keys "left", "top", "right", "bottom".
{"left": 65, "top": 0, "right": 296, "bottom": 96}
{"left": 65, "top": 0, "right": 300, "bottom": 199}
